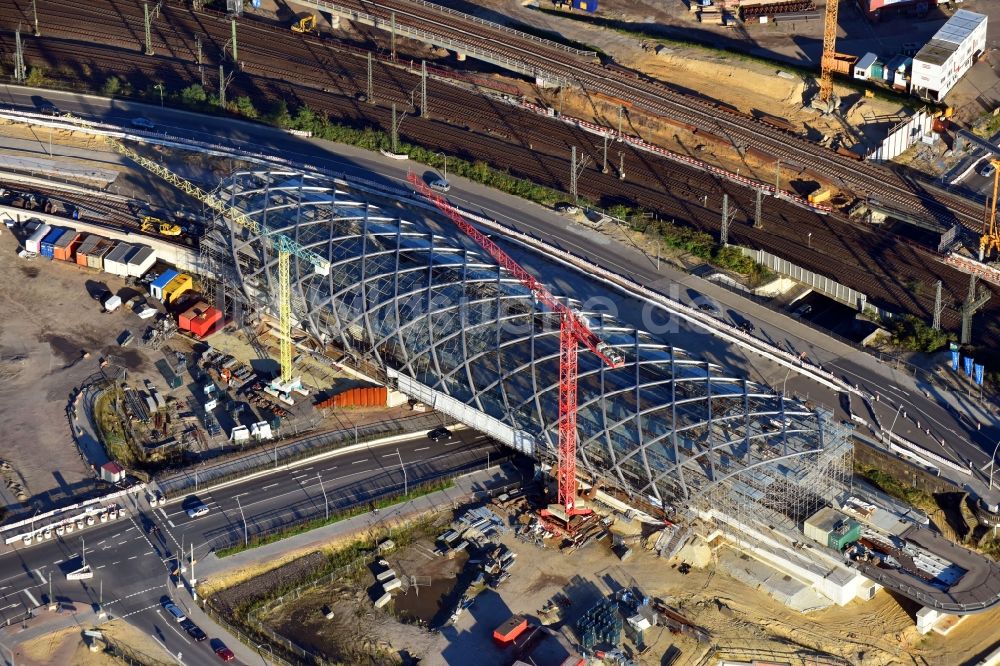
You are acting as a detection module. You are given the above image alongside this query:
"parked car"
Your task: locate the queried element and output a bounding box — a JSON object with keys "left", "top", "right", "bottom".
{"left": 427, "top": 427, "right": 451, "bottom": 442}
{"left": 186, "top": 502, "right": 209, "bottom": 519}
{"left": 736, "top": 321, "right": 755, "bottom": 334}
{"left": 39, "top": 102, "right": 60, "bottom": 116}
{"left": 979, "top": 160, "right": 996, "bottom": 178}
{"left": 792, "top": 304, "right": 813, "bottom": 319}
{"left": 554, "top": 202, "right": 579, "bottom": 215}
{"left": 163, "top": 601, "right": 186, "bottom": 623}
{"left": 181, "top": 620, "right": 207, "bottom": 641}
{"left": 131, "top": 117, "right": 156, "bottom": 130}
{"left": 697, "top": 303, "right": 721, "bottom": 317}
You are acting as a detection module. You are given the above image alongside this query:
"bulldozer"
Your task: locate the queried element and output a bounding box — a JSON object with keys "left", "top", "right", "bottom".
{"left": 291, "top": 14, "right": 316, "bottom": 33}
{"left": 141, "top": 215, "right": 182, "bottom": 236}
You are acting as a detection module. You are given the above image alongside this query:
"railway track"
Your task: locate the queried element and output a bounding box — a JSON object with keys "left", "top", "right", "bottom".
{"left": 320, "top": 0, "right": 983, "bottom": 228}
{"left": 0, "top": 1, "right": 994, "bottom": 338}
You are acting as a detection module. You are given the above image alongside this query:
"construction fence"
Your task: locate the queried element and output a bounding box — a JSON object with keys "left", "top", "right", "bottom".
{"left": 738, "top": 246, "right": 868, "bottom": 311}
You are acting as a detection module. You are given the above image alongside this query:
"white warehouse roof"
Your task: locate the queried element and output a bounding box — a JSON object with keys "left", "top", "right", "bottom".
{"left": 936, "top": 10, "right": 987, "bottom": 46}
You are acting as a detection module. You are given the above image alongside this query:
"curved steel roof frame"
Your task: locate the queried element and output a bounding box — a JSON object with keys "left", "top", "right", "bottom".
{"left": 217, "top": 170, "right": 841, "bottom": 507}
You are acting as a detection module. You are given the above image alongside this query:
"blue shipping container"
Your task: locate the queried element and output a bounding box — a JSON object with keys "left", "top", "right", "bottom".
{"left": 571, "top": 0, "right": 597, "bottom": 11}
{"left": 39, "top": 228, "right": 66, "bottom": 259}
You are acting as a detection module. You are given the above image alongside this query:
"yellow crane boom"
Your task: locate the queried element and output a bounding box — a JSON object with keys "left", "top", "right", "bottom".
{"left": 819, "top": 0, "right": 840, "bottom": 104}
{"left": 61, "top": 114, "right": 330, "bottom": 383}
{"left": 982, "top": 158, "right": 1000, "bottom": 261}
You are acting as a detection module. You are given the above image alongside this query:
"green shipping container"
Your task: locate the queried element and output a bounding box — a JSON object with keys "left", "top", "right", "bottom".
{"left": 871, "top": 63, "right": 884, "bottom": 80}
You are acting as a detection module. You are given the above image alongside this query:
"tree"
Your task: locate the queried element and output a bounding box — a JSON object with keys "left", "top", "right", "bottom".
{"left": 101, "top": 76, "right": 122, "bottom": 97}
{"left": 266, "top": 100, "right": 292, "bottom": 128}
{"left": 233, "top": 96, "right": 258, "bottom": 119}
{"left": 292, "top": 105, "right": 316, "bottom": 132}
{"left": 179, "top": 84, "right": 207, "bottom": 108}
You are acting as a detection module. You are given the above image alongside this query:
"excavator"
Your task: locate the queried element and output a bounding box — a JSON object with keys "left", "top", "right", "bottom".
{"left": 141, "top": 215, "right": 182, "bottom": 236}
{"left": 290, "top": 14, "right": 316, "bottom": 34}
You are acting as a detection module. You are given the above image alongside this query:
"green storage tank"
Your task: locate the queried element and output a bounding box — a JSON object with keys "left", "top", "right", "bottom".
{"left": 828, "top": 520, "right": 862, "bottom": 551}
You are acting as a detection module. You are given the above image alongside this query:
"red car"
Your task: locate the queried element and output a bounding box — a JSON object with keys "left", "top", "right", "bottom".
{"left": 214, "top": 646, "right": 235, "bottom": 662}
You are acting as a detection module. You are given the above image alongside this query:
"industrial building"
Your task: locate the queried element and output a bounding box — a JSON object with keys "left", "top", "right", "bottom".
{"left": 911, "top": 10, "right": 987, "bottom": 102}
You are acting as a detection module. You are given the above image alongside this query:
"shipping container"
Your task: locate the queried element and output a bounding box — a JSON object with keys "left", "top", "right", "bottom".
{"left": 25, "top": 223, "right": 52, "bottom": 254}
{"left": 149, "top": 268, "right": 179, "bottom": 300}
{"left": 162, "top": 273, "right": 193, "bottom": 304}
{"left": 570, "top": 0, "right": 597, "bottom": 11}
{"left": 53, "top": 231, "right": 84, "bottom": 262}
{"left": 103, "top": 242, "right": 135, "bottom": 277}
{"left": 126, "top": 245, "right": 156, "bottom": 277}
{"left": 86, "top": 239, "right": 115, "bottom": 270}
{"left": 39, "top": 227, "right": 66, "bottom": 259}
{"left": 189, "top": 307, "right": 223, "bottom": 338}
{"left": 75, "top": 235, "right": 104, "bottom": 266}
{"left": 178, "top": 301, "right": 210, "bottom": 331}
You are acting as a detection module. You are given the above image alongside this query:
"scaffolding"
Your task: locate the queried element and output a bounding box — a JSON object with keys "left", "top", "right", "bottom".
{"left": 700, "top": 408, "right": 854, "bottom": 546}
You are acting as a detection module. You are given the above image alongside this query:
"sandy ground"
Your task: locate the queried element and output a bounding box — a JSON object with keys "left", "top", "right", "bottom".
{"left": 256, "top": 496, "right": 1000, "bottom": 666}
{"left": 13, "top": 618, "right": 172, "bottom": 666}
{"left": 0, "top": 229, "right": 164, "bottom": 511}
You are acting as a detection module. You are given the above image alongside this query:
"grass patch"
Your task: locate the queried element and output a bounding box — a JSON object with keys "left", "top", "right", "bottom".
{"left": 215, "top": 478, "right": 454, "bottom": 558}
{"left": 885, "top": 315, "right": 953, "bottom": 353}
{"left": 94, "top": 389, "right": 137, "bottom": 467}
{"left": 858, "top": 465, "right": 936, "bottom": 512}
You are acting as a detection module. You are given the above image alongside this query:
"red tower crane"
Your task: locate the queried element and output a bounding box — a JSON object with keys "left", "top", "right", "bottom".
{"left": 407, "top": 172, "right": 625, "bottom": 517}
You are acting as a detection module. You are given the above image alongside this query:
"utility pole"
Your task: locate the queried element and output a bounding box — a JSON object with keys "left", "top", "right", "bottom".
{"left": 235, "top": 496, "right": 247, "bottom": 546}
{"left": 218, "top": 65, "right": 229, "bottom": 109}
{"left": 367, "top": 52, "right": 374, "bottom": 103}
{"left": 144, "top": 2, "right": 154, "bottom": 56}
{"left": 619, "top": 151, "right": 625, "bottom": 180}
{"left": 618, "top": 105, "right": 624, "bottom": 138}
{"left": 13, "top": 27, "right": 25, "bottom": 83}
{"left": 602, "top": 134, "right": 609, "bottom": 174}
{"left": 31, "top": 0, "right": 40, "bottom": 37}
{"left": 570, "top": 146, "right": 578, "bottom": 202}
{"left": 932, "top": 280, "right": 943, "bottom": 331}
{"left": 391, "top": 103, "right": 399, "bottom": 153}
{"left": 774, "top": 160, "right": 781, "bottom": 194}
{"left": 961, "top": 274, "right": 991, "bottom": 344}
{"left": 190, "top": 542, "right": 197, "bottom": 600}
{"left": 230, "top": 18, "right": 238, "bottom": 62}
{"left": 317, "top": 473, "right": 329, "bottom": 520}
{"left": 390, "top": 11, "right": 397, "bottom": 60}
{"left": 420, "top": 60, "right": 428, "bottom": 118}
{"left": 196, "top": 35, "right": 204, "bottom": 86}
{"left": 720, "top": 193, "right": 729, "bottom": 246}
{"left": 754, "top": 188, "right": 764, "bottom": 229}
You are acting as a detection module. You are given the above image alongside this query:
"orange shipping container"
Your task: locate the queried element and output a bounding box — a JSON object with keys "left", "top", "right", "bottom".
{"left": 53, "top": 232, "right": 84, "bottom": 262}
{"left": 190, "top": 307, "right": 223, "bottom": 338}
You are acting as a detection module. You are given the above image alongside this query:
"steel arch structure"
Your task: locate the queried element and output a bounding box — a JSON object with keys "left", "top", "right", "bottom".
{"left": 213, "top": 170, "right": 848, "bottom": 513}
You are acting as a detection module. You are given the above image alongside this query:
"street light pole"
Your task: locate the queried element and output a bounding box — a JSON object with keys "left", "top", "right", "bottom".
{"left": 235, "top": 496, "right": 247, "bottom": 546}
{"left": 317, "top": 473, "right": 328, "bottom": 520}
{"left": 395, "top": 448, "right": 408, "bottom": 496}
{"left": 154, "top": 83, "right": 164, "bottom": 107}
{"left": 988, "top": 438, "right": 1000, "bottom": 491}
{"left": 888, "top": 404, "right": 904, "bottom": 442}
{"left": 435, "top": 152, "right": 448, "bottom": 182}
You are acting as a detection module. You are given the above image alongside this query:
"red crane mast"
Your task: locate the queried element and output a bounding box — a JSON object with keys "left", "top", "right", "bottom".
{"left": 408, "top": 172, "right": 625, "bottom": 514}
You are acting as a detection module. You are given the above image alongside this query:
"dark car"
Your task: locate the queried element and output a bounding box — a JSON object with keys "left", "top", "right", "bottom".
{"left": 736, "top": 321, "right": 755, "bottom": 334}
{"left": 39, "top": 102, "right": 60, "bottom": 116}
{"left": 427, "top": 427, "right": 451, "bottom": 442}
{"left": 181, "top": 619, "right": 207, "bottom": 641}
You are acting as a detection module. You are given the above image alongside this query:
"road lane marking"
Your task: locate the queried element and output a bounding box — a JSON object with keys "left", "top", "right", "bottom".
{"left": 22, "top": 589, "right": 38, "bottom": 606}
{"left": 97, "top": 565, "right": 106, "bottom": 569}
{"left": 96, "top": 540, "right": 106, "bottom": 546}
{"left": 165, "top": 620, "right": 192, "bottom": 645}
{"left": 262, "top": 483, "right": 279, "bottom": 490}
{"left": 303, "top": 467, "right": 314, "bottom": 471}
{"left": 144, "top": 551, "right": 154, "bottom": 556}
{"left": 382, "top": 454, "right": 396, "bottom": 458}
{"left": 168, "top": 520, "right": 176, "bottom": 528}
{"left": 33, "top": 569, "right": 44, "bottom": 581}
{"left": 51, "top": 560, "right": 62, "bottom": 565}
{"left": 0, "top": 603, "right": 18, "bottom": 611}
{"left": 352, "top": 460, "right": 365, "bottom": 465}
{"left": 233, "top": 492, "right": 249, "bottom": 498}
{"left": 117, "top": 541, "right": 127, "bottom": 546}
{"left": 128, "top": 556, "right": 138, "bottom": 560}
{"left": 325, "top": 466, "right": 337, "bottom": 471}
{"left": 414, "top": 447, "right": 429, "bottom": 452}
{"left": 159, "top": 508, "right": 169, "bottom": 521}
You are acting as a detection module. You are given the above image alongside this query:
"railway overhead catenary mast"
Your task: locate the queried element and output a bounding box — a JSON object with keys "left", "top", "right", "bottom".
{"left": 407, "top": 172, "right": 625, "bottom": 516}
{"left": 982, "top": 158, "right": 1000, "bottom": 261}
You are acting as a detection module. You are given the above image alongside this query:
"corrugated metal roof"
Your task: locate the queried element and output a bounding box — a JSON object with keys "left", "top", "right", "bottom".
{"left": 856, "top": 52, "right": 878, "bottom": 70}
{"left": 104, "top": 242, "right": 135, "bottom": 264}
{"left": 150, "top": 268, "right": 179, "bottom": 290}
{"left": 915, "top": 10, "right": 986, "bottom": 66}
{"left": 935, "top": 9, "right": 986, "bottom": 46}
{"left": 127, "top": 245, "right": 154, "bottom": 266}
{"left": 76, "top": 235, "right": 104, "bottom": 255}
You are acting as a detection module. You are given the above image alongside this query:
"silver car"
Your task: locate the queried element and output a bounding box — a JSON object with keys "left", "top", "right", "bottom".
{"left": 186, "top": 503, "right": 209, "bottom": 519}
{"left": 429, "top": 179, "right": 451, "bottom": 193}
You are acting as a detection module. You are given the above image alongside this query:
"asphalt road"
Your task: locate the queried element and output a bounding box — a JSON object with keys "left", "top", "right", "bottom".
{"left": 0, "top": 430, "right": 504, "bottom": 665}
{"left": 2, "top": 85, "right": 997, "bottom": 483}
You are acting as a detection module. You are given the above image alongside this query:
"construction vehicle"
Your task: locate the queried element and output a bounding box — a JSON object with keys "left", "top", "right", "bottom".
{"left": 407, "top": 172, "right": 625, "bottom": 530}
{"left": 141, "top": 215, "right": 183, "bottom": 236}
{"left": 291, "top": 14, "right": 316, "bottom": 33}
{"left": 981, "top": 157, "right": 1000, "bottom": 261}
